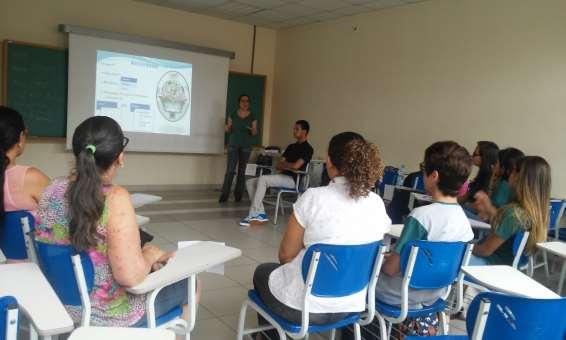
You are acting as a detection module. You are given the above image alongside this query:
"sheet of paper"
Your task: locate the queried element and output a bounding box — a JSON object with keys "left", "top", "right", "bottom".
{"left": 245, "top": 163, "right": 257, "bottom": 176}
{"left": 177, "top": 241, "right": 226, "bottom": 275}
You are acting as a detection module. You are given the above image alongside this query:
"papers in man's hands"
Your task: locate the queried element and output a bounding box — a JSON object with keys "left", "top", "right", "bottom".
{"left": 177, "top": 241, "right": 226, "bottom": 275}
{"left": 245, "top": 163, "right": 257, "bottom": 176}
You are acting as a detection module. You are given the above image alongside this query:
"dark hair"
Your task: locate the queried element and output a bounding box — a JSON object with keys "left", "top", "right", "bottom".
{"left": 0, "top": 106, "right": 26, "bottom": 222}
{"left": 470, "top": 141, "right": 499, "bottom": 195}
{"left": 295, "top": 120, "right": 310, "bottom": 134}
{"left": 68, "top": 116, "right": 126, "bottom": 251}
{"left": 424, "top": 141, "right": 472, "bottom": 196}
{"left": 498, "top": 147, "right": 525, "bottom": 181}
{"left": 238, "top": 94, "right": 250, "bottom": 104}
{"left": 328, "top": 132, "right": 383, "bottom": 199}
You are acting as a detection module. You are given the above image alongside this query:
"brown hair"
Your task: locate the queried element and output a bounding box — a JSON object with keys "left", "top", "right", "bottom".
{"left": 328, "top": 132, "right": 383, "bottom": 199}
{"left": 423, "top": 141, "right": 472, "bottom": 196}
{"left": 493, "top": 156, "right": 550, "bottom": 253}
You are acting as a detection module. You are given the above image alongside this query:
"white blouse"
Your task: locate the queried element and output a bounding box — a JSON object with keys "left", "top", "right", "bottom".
{"left": 268, "top": 176, "right": 391, "bottom": 313}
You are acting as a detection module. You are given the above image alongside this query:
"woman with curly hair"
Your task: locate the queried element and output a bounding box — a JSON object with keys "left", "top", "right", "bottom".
{"left": 251, "top": 131, "right": 391, "bottom": 333}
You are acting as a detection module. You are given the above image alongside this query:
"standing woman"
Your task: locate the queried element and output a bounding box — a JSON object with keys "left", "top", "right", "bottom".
{"left": 219, "top": 94, "right": 258, "bottom": 203}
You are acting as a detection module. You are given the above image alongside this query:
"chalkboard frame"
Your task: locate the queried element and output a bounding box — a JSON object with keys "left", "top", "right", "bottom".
{"left": 2, "top": 39, "right": 67, "bottom": 141}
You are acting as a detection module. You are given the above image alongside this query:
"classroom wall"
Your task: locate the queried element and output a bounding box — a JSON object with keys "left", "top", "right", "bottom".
{"left": 0, "top": 0, "right": 276, "bottom": 186}
{"left": 271, "top": 0, "right": 566, "bottom": 197}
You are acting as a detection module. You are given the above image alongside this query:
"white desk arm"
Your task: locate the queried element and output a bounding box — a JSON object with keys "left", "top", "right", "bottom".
{"left": 127, "top": 242, "right": 241, "bottom": 295}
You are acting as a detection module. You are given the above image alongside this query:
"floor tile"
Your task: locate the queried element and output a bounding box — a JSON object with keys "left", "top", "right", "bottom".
{"left": 191, "top": 317, "right": 235, "bottom": 340}
{"left": 200, "top": 286, "right": 249, "bottom": 317}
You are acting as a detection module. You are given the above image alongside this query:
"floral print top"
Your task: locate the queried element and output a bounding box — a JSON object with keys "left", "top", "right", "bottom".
{"left": 34, "top": 177, "right": 145, "bottom": 326}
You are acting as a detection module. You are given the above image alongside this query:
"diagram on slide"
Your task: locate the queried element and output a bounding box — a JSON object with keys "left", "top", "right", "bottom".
{"left": 156, "top": 71, "right": 191, "bottom": 122}
{"left": 94, "top": 50, "right": 192, "bottom": 136}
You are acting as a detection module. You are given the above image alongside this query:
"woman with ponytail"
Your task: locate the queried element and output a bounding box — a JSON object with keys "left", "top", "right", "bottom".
{"left": 35, "top": 116, "right": 191, "bottom": 327}
{"left": 0, "top": 106, "right": 49, "bottom": 258}
{"left": 251, "top": 132, "right": 391, "bottom": 330}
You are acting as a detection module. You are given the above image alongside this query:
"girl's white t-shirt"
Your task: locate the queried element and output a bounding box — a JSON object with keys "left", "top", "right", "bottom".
{"left": 268, "top": 176, "right": 392, "bottom": 313}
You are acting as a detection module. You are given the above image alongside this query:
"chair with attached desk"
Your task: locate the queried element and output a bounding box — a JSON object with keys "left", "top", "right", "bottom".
{"left": 263, "top": 163, "right": 311, "bottom": 224}
{"left": 465, "top": 230, "right": 531, "bottom": 294}
{"left": 537, "top": 200, "right": 566, "bottom": 281}
{"left": 406, "top": 291, "right": 566, "bottom": 340}
{"left": 374, "top": 241, "right": 473, "bottom": 339}
{"left": 377, "top": 167, "right": 398, "bottom": 200}
{"left": 0, "top": 296, "right": 19, "bottom": 340}
{"left": 33, "top": 240, "right": 195, "bottom": 339}
{"left": 237, "top": 242, "right": 387, "bottom": 340}
{"left": 0, "top": 211, "right": 36, "bottom": 262}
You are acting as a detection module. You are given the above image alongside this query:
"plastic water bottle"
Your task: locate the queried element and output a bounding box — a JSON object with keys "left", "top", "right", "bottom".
{"left": 397, "top": 164, "right": 407, "bottom": 186}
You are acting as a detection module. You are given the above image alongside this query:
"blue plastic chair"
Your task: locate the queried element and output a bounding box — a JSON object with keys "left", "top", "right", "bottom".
{"left": 375, "top": 241, "right": 473, "bottom": 339}
{"left": 378, "top": 167, "right": 399, "bottom": 197}
{"left": 237, "top": 242, "right": 387, "bottom": 340}
{"left": 0, "top": 296, "right": 18, "bottom": 340}
{"left": 406, "top": 291, "right": 566, "bottom": 340}
{"left": 0, "top": 211, "right": 35, "bottom": 260}
{"left": 411, "top": 174, "right": 425, "bottom": 193}
{"left": 548, "top": 199, "right": 565, "bottom": 240}
{"left": 33, "top": 239, "right": 190, "bottom": 335}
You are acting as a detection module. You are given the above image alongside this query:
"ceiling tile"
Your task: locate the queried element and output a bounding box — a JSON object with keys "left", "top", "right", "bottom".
{"left": 214, "top": 2, "right": 260, "bottom": 16}
{"left": 235, "top": 0, "right": 287, "bottom": 9}
{"left": 332, "top": 5, "right": 374, "bottom": 15}
{"left": 240, "top": 10, "right": 287, "bottom": 22}
{"left": 342, "top": 0, "right": 378, "bottom": 4}
{"left": 304, "top": 11, "right": 344, "bottom": 22}
{"left": 362, "top": 0, "right": 409, "bottom": 9}
{"left": 297, "top": 0, "right": 350, "bottom": 11}
{"left": 274, "top": 3, "right": 322, "bottom": 17}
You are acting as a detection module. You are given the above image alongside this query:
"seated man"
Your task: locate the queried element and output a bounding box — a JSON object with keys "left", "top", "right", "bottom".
{"left": 240, "top": 120, "right": 313, "bottom": 227}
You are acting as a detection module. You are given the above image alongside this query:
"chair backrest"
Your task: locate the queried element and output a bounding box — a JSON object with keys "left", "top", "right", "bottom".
{"left": 296, "top": 163, "right": 311, "bottom": 193}
{"left": 549, "top": 199, "right": 565, "bottom": 235}
{"left": 466, "top": 292, "right": 566, "bottom": 340}
{"left": 378, "top": 166, "right": 398, "bottom": 195}
{"left": 0, "top": 211, "right": 34, "bottom": 260}
{"left": 301, "top": 242, "right": 382, "bottom": 297}
{"left": 33, "top": 240, "right": 94, "bottom": 306}
{"left": 400, "top": 240, "right": 468, "bottom": 289}
{"left": 411, "top": 174, "right": 425, "bottom": 193}
{"left": 0, "top": 296, "right": 18, "bottom": 340}
{"left": 511, "top": 230, "right": 529, "bottom": 269}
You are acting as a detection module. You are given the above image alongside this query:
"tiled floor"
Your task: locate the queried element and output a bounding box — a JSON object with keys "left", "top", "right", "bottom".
{"left": 134, "top": 189, "right": 563, "bottom": 339}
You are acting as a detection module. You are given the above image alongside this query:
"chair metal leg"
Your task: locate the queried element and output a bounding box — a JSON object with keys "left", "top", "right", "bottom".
{"left": 274, "top": 192, "right": 282, "bottom": 224}
{"left": 543, "top": 250, "right": 550, "bottom": 278}
{"left": 353, "top": 323, "right": 361, "bottom": 340}
{"left": 237, "top": 301, "right": 248, "bottom": 340}
{"left": 377, "top": 314, "right": 387, "bottom": 340}
{"left": 330, "top": 329, "right": 336, "bottom": 340}
{"left": 439, "top": 312, "right": 449, "bottom": 335}
{"left": 558, "top": 260, "right": 566, "bottom": 295}
{"left": 29, "top": 320, "right": 38, "bottom": 340}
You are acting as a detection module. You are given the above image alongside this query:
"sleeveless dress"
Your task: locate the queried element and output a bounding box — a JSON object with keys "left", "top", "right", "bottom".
{"left": 34, "top": 177, "right": 146, "bottom": 326}
{"left": 3, "top": 165, "right": 38, "bottom": 214}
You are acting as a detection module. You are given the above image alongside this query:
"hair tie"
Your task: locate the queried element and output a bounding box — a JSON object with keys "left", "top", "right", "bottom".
{"left": 85, "top": 144, "right": 96, "bottom": 155}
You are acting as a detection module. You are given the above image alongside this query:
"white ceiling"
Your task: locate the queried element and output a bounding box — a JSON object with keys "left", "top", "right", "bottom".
{"left": 135, "top": 0, "right": 430, "bottom": 29}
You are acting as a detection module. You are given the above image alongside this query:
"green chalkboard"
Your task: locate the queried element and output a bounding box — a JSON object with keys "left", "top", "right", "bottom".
{"left": 2, "top": 41, "right": 68, "bottom": 137}
{"left": 225, "top": 72, "right": 266, "bottom": 146}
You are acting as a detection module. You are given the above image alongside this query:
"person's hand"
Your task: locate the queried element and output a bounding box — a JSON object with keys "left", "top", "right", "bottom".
{"left": 151, "top": 251, "right": 175, "bottom": 271}
{"left": 473, "top": 191, "right": 494, "bottom": 220}
{"left": 225, "top": 117, "right": 233, "bottom": 132}
{"left": 142, "top": 243, "right": 167, "bottom": 264}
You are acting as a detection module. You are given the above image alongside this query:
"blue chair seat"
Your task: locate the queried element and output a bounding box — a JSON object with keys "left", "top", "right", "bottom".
{"left": 405, "top": 336, "right": 467, "bottom": 339}
{"left": 133, "top": 306, "right": 183, "bottom": 328}
{"left": 248, "top": 290, "right": 360, "bottom": 333}
{"left": 376, "top": 298, "right": 446, "bottom": 319}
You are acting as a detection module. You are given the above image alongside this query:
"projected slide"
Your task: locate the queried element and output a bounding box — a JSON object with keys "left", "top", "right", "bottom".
{"left": 94, "top": 50, "right": 192, "bottom": 136}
